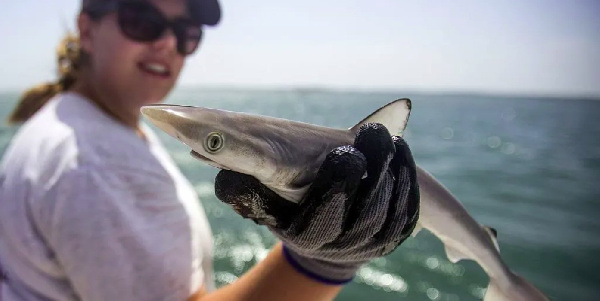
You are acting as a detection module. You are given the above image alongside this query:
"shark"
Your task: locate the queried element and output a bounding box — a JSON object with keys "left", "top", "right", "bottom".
{"left": 140, "top": 98, "right": 549, "bottom": 301}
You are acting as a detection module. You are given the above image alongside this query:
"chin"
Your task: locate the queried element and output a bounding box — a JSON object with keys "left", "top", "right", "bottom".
{"left": 135, "top": 88, "right": 172, "bottom": 106}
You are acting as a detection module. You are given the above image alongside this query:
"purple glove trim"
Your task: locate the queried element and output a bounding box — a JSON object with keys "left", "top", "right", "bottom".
{"left": 282, "top": 244, "right": 355, "bottom": 286}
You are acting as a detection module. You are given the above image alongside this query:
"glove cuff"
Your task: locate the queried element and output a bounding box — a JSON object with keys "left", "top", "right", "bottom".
{"left": 282, "top": 244, "right": 361, "bottom": 285}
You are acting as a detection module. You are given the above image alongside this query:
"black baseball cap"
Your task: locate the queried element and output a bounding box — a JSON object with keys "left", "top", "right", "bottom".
{"left": 81, "top": 0, "right": 221, "bottom": 26}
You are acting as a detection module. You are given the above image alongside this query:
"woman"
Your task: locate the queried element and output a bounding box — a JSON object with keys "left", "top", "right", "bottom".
{"left": 0, "top": 0, "right": 420, "bottom": 300}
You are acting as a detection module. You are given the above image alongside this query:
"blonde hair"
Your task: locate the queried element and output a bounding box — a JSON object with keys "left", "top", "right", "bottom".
{"left": 7, "top": 33, "right": 82, "bottom": 124}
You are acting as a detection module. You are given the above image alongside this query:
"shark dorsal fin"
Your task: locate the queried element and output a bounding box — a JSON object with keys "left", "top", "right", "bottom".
{"left": 349, "top": 98, "right": 412, "bottom": 137}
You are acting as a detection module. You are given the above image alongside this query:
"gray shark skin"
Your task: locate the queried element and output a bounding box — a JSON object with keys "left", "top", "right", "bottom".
{"left": 415, "top": 167, "right": 549, "bottom": 301}
{"left": 141, "top": 99, "right": 549, "bottom": 301}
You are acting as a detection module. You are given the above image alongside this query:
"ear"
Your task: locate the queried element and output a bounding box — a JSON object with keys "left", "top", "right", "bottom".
{"left": 77, "top": 13, "right": 94, "bottom": 54}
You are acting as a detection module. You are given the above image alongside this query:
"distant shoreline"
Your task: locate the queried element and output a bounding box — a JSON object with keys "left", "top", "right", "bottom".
{"left": 177, "top": 85, "right": 600, "bottom": 101}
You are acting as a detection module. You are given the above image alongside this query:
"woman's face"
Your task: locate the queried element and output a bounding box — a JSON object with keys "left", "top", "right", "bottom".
{"left": 79, "top": 0, "right": 189, "bottom": 114}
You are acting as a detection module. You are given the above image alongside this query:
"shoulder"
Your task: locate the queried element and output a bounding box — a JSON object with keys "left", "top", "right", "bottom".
{"left": 7, "top": 92, "right": 153, "bottom": 167}
{"left": 1, "top": 94, "right": 79, "bottom": 186}
{"left": 50, "top": 92, "right": 153, "bottom": 167}
{"left": 2, "top": 93, "right": 168, "bottom": 195}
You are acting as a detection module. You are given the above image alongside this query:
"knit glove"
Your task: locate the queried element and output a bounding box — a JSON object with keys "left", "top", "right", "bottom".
{"left": 214, "top": 123, "right": 420, "bottom": 284}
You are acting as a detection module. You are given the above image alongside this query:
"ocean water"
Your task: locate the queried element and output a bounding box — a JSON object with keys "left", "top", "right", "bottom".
{"left": 0, "top": 88, "right": 598, "bottom": 301}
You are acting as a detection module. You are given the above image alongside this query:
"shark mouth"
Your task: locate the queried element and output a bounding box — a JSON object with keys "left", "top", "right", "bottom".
{"left": 190, "top": 150, "right": 230, "bottom": 170}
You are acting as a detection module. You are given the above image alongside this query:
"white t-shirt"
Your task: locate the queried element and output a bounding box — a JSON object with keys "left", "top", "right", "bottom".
{"left": 0, "top": 92, "right": 214, "bottom": 301}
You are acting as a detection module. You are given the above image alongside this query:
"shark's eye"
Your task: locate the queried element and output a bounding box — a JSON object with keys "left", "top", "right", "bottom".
{"left": 204, "top": 132, "right": 224, "bottom": 153}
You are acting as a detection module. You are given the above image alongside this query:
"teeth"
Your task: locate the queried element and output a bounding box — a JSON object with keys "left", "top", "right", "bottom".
{"left": 144, "top": 63, "right": 167, "bottom": 74}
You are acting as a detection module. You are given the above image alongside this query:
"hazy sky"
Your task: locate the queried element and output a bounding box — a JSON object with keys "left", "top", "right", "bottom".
{"left": 1, "top": 0, "right": 599, "bottom": 96}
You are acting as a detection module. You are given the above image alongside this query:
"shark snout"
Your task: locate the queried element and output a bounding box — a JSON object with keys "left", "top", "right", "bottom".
{"left": 141, "top": 105, "right": 174, "bottom": 124}
{"left": 140, "top": 105, "right": 198, "bottom": 141}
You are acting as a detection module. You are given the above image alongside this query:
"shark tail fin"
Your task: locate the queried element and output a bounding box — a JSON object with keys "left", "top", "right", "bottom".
{"left": 484, "top": 273, "right": 550, "bottom": 301}
{"left": 349, "top": 98, "right": 412, "bottom": 137}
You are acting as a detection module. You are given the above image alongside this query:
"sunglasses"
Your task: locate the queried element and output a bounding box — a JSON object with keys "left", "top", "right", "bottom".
{"left": 84, "top": 0, "right": 203, "bottom": 56}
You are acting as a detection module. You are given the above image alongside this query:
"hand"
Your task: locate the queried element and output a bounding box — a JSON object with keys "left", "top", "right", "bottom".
{"left": 214, "top": 123, "right": 420, "bottom": 284}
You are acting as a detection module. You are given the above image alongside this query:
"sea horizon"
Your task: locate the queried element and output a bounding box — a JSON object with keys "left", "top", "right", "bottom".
{"left": 1, "top": 85, "right": 599, "bottom": 103}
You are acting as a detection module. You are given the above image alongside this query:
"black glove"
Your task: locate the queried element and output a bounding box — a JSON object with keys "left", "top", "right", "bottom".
{"left": 215, "top": 123, "right": 420, "bottom": 284}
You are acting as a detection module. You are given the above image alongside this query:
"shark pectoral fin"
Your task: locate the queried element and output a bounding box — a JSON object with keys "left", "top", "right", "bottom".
{"left": 444, "top": 244, "right": 468, "bottom": 263}
{"left": 410, "top": 221, "right": 423, "bottom": 237}
{"left": 484, "top": 226, "right": 500, "bottom": 252}
{"left": 349, "top": 98, "right": 412, "bottom": 137}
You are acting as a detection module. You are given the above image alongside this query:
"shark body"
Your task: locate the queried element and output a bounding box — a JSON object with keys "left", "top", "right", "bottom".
{"left": 141, "top": 99, "right": 549, "bottom": 301}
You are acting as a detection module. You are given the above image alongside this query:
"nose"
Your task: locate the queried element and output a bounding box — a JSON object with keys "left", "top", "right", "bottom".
{"left": 151, "top": 28, "right": 178, "bottom": 54}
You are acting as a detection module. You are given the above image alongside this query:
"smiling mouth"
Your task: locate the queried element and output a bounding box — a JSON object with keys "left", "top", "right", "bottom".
{"left": 138, "top": 62, "right": 171, "bottom": 78}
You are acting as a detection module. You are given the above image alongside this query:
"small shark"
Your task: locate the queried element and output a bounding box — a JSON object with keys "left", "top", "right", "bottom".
{"left": 141, "top": 99, "right": 549, "bottom": 301}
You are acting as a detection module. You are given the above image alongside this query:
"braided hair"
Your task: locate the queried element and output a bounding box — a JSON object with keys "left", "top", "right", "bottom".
{"left": 7, "top": 33, "right": 82, "bottom": 124}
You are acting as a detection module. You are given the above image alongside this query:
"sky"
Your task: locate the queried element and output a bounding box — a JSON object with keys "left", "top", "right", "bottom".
{"left": 1, "top": 0, "right": 599, "bottom": 97}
